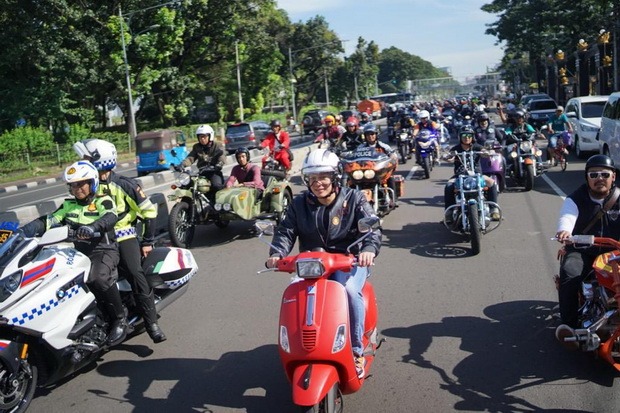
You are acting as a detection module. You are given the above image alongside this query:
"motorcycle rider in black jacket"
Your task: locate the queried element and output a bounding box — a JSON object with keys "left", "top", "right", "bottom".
{"left": 266, "top": 148, "right": 381, "bottom": 378}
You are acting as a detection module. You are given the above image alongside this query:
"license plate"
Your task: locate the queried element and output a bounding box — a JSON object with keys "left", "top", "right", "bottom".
{"left": 0, "top": 230, "right": 13, "bottom": 244}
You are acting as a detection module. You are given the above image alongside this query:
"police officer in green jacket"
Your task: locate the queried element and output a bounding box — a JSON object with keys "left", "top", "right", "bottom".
{"left": 21, "top": 160, "right": 128, "bottom": 346}
{"left": 73, "top": 139, "right": 166, "bottom": 343}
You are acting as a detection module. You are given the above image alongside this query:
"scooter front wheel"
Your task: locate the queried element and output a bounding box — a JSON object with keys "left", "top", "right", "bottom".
{"left": 299, "top": 382, "right": 342, "bottom": 413}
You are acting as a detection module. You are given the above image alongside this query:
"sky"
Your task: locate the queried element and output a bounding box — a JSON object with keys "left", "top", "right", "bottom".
{"left": 276, "top": 0, "right": 505, "bottom": 81}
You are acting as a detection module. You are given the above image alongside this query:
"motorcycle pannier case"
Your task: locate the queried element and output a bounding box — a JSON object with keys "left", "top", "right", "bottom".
{"left": 142, "top": 247, "right": 198, "bottom": 290}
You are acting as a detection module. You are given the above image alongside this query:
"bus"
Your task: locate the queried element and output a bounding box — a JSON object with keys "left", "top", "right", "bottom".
{"left": 369, "top": 92, "right": 416, "bottom": 105}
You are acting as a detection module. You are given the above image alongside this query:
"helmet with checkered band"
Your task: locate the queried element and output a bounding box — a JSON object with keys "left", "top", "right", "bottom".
{"left": 73, "top": 139, "right": 117, "bottom": 171}
{"left": 64, "top": 160, "right": 99, "bottom": 194}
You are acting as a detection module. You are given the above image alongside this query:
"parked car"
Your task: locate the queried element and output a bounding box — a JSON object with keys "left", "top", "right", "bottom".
{"left": 301, "top": 109, "right": 330, "bottom": 135}
{"left": 526, "top": 98, "right": 557, "bottom": 130}
{"left": 224, "top": 121, "right": 266, "bottom": 154}
{"left": 565, "top": 95, "right": 609, "bottom": 158}
{"left": 597, "top": 92, "right": 620, "bottom": 164}
{"left": 519, "top": 93, "right": 552, "bottom": 108}
{"left": 249, "top": 120, "right": 271, "bottom": 142}
{"left": 135, "top": 129, "right": 188, "bottom": 177}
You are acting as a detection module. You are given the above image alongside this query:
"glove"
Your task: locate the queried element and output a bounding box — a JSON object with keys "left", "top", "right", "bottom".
{"left": 76, "top": 225, "right": 95, "bottom": 239}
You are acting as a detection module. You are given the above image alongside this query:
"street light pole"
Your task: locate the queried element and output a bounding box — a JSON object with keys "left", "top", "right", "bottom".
{"left": 288, "top": 47, "right": 297, "bottom": 122}
{"left": 235, "top": 40, "right": 244, "bottom": 121}
{"left": 119, "top": 5, "right": 137, "bottom": 140}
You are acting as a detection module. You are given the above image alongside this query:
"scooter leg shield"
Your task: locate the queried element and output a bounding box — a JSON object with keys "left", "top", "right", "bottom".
{"left": 290, "top": 363, "right": 339, "bottom": 407}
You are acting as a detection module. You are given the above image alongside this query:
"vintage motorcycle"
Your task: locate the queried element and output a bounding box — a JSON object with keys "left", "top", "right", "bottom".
{"left": 396, "top": 128, "right": 413, "bottom": 164}
{"left": 554, "top": 235, "right": 620, "bottom": 371}
{"left": 255, "top": 217, "right": 384, "bottom": 412}
{"left": 0, "top": 224, "right": 197, "bottom": 412}
{"left": 443, "top": 150, "right": 502, "bottom": 255}
{"left": 340, "top": 147, "right": 403, "bottom": 217}
{"left": 167, "top": 164, "right": 292, "bottom": 248}
{"left": 415, "top": 129, "right": 439, "bottom": 179}
{"left": 506, "top": 131, "right": 545, "bottom": 191}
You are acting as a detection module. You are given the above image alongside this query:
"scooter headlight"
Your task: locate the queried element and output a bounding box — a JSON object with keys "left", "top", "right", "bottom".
{"left": 214, "top": 203, "right": 223, "bottom": 211}
{"left": 223, "top": 203, "right": 232, "bottom": 212}
{"left": 0, "top": 270, "right": 22, "bottom": 303}
{"left": 332, "top": 324, "right": 347, "bottom": 353}
{"left": 363, "top": 170, "right": 375, "bottom": 179}
{"left": 296, "top": 258, "right": 324, "bottom": 279}
{"left": 280, "top": 325, "right": 290, "bottom": 353}
{"left": 351, "top": 170, "right": 364, "bottom": 180}
{"left": 176, "top": 173, "right": 191, "bottom": 186}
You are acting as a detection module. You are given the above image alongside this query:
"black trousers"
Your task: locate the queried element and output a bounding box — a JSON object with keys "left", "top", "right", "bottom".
{"left": 87, "top": 249, "right": 120, "bottom": 293}
{"left": 558, "top": 249, "right": 596, "bottom": 328}
{"left": 118, "top": 237, "right": 151, "bottom": 296}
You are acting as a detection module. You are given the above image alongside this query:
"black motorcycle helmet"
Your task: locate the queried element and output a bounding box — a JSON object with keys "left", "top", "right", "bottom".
{"left": 515, "top": 109, "right": 526, "bottom": 119}
{"left": 478, "top": 113, "right": 490, "bottom": 123}
{"left": 585, "top": 154, "right": 616, "bottom": 179}
{"left": 270, "top": 119, "right": 282, "bottom": 128}
{"left": 459, "top": 125, "right": 475, "bottom": 142}
{"left": 235, "top": 146, "right": 250, "bottom": 162}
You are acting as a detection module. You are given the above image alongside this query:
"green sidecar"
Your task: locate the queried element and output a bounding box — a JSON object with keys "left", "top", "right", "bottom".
{"left": 213, "top": 171, "right": 293, "bottom": 224}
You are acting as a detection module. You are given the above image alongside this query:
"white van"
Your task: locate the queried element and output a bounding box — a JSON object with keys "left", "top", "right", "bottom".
{"left": 597, "top": 92, "right": 620, "bottom": 164}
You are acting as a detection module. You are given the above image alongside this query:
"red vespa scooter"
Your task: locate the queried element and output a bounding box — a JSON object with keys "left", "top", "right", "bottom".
{"left": 257, "top": 217, "right": 383, "bottom": 412}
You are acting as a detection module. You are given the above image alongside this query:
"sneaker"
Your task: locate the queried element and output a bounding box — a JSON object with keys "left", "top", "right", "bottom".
{"left": 354, "top": 355, "right": 365, "bottom": 378}
{"left": 555, "top": 324, "right": 579, "bottom": 351}
{"left": 490, "top": 208, "right": 500, "bottom": 221}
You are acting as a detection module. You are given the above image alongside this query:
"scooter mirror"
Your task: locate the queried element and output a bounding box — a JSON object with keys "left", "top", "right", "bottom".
{"left": 255, "top": 220, "right": 275, "bottom": 236}
{"left": 358, "top": 216, "right": 381, "bottom": 234}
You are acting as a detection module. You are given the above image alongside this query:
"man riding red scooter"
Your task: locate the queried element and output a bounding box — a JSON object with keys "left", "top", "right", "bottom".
{"left": 263, "top": 148, "right": 383, "bottom": 410}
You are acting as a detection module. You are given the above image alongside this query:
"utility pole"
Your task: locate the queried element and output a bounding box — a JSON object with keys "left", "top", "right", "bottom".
{"left": 288, "top": 47, "right": 297, "bottom": 122}
{"left": 235, "top": 40, "right": 244, "bottom": 121}
{"left": 119, "top": 5, "right": 137, "bottom": 140}
{"left": 324, "top": 68, "right": 330, "bottom": 108}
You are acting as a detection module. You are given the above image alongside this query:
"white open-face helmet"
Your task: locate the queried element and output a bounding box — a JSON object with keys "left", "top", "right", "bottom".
{"left": 73, "top": 139, "right": 117, "bottom": 171}
{"left": 196, "top": 124, "right": 215, "bottom": 141}
{"left": 64, "top": 160, "right": 99, "bottom": 194}
{"left": 418, "top": 110, "right": 430, "bottom": 120}
{"left": 301, "top": 148, "right": 341, "bottom": 186}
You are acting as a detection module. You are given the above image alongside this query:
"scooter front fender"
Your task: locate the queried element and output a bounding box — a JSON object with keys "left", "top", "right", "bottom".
{"left": 291, "top": 362, "right": 339, "bottom": 407}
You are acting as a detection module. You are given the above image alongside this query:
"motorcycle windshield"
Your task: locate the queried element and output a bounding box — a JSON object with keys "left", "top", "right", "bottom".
{"left": 0, "top": 231, "right": 29, "bottom": 272}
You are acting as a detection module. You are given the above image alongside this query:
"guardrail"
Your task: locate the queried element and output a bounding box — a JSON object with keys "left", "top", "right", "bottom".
{"left": 0, "top": 135, "right": 318, "bottom": 230}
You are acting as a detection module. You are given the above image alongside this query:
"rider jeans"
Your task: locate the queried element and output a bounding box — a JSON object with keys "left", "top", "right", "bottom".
{"left": 559, "top": 249, "right": 596, "bottom": 328}
{"left": 331, "top": 266, "right": 368, "bottom": 356}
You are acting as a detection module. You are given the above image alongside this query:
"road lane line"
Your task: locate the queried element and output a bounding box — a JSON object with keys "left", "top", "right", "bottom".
{"left": 541, "top": 173, "right": 567, "bottom": 200}
{"left": 406, "top": 166, "right": 419, "bottom": 180}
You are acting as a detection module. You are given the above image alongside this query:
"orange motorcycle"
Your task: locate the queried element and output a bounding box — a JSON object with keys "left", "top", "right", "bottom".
{"left": 555, "top": 235, "right": 620, "bottom": 371}
{"left": 340, "top": 147, "right": 403, "bottom": 217}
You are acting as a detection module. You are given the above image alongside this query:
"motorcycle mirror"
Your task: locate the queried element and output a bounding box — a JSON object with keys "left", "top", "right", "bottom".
{"left": 40, "top": 226, "right": 69, "bottom": 245}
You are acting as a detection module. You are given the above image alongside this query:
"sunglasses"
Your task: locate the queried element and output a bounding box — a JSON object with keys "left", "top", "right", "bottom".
{"left": 587, "top": 171, "right": 612, "bottom": 179}
{"left": 461, "top": 134, "right": 474, "bottom": 139}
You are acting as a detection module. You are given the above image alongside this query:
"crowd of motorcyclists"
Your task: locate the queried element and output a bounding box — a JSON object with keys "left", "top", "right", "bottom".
{"left": 13, "top": 89, "right": 615, "bottom": 410}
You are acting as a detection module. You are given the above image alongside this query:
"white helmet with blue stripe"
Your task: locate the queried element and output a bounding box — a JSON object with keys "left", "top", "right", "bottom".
{"left": 72, "top": 139, "right": 117, "bottom": 171}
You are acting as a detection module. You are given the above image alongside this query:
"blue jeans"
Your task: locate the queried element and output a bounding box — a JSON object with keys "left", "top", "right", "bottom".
{"left": 548, "top": 134, "right": 558, "bottom": 148}
{"left": 330, "top": 266, "right": 368, "bottom": 356}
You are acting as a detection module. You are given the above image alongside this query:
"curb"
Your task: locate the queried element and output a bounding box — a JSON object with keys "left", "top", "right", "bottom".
{"left": 0, "top": 134, "right": 318, "bottom": 226}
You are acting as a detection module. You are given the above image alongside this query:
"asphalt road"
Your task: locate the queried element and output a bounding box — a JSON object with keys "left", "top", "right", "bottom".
{"left": 23, "top": 142, "right": 620, "bottom": 412}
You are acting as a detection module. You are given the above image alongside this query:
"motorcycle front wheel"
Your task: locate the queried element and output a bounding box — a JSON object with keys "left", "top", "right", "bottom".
{"left": 399, "top": 144, "right": 407, "bottom": 164}
{"left": 422, "top": 156, "right": 431, "bottom": 179}
{"left": 524, "top": 163, "right": 535, "bottom": 191}
{"left": 0, "top": 359, "right": 37, "bottom": 413}
{"left": 169, "top": 201, "right": 195, "bottom": 248}
{"left": 468, "top": 203, "right": 482, "bottom": 256}
{"left": 299, "top": 382, "right": 342, "bottom": 413}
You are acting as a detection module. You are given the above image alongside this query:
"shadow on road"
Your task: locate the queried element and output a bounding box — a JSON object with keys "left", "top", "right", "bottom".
{"left": 382, "top": 221, "right": 473, "bottom": 258}
{"left": 94, "top": 344, "right": 291, "bottom": 412}
{"left": 382, "top": 300, "right": 616, "bottom": 412}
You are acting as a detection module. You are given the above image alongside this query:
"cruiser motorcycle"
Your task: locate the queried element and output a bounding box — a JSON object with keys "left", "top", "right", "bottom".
{"left": 0, "top": 223, "right": 197, "bottom": 412}
{"left": 415, "top": 130, "right": 439, "bottom": 179}
{"left": 554, "top": 235, "right": 620, "bottom": 371}
{"left": 506, "top": 132, "right": 545, "bottom": 191}
{"left": 341, "top": 147, "right": 403, "bottom": 217}
{"left": 443, "top": 150, "right": 502, "bottom": 255}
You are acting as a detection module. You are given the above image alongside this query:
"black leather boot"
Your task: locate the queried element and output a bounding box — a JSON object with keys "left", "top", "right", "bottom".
{"left": 135, "top": 292, "right": 167, "bottom": 343}
{"left": 103, "top": 285, "right": 128, "bottom": 346}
